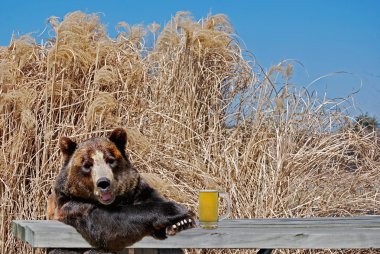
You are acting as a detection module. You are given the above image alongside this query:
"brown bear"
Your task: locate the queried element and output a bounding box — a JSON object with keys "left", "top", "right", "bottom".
{"left": 47, "top": 128, "right": 195, "bottom": 254}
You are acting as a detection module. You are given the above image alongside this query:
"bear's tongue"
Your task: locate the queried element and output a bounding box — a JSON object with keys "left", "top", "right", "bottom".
{"left": 100, "top": 193, "right": 112, "bottom": 202}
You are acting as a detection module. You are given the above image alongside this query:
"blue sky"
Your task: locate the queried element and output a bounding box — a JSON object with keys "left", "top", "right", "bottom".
{"left": 1, "top": 0, "right": 379, "bottom": 119}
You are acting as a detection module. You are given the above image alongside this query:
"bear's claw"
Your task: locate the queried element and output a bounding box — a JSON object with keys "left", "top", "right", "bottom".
{"left": 166, "top": 217, "right": 196, "bottom": 236}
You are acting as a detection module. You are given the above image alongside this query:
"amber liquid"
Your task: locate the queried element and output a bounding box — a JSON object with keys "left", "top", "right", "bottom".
{"left": 199, "top": 190, "right": 219, "bottom": 229}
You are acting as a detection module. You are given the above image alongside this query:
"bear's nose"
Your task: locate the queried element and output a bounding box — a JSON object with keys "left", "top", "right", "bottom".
{"left": 97, "top": 177, "right": 111, "bottom": 191}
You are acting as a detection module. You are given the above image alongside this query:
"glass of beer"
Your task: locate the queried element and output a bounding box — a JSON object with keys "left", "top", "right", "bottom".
{"left": 198, "top": 190, "right": 231, "bottom": 229}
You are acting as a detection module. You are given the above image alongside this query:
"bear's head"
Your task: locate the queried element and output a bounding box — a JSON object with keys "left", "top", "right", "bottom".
{"left": 56, "top": 128, "right": 139, "bottom": 205}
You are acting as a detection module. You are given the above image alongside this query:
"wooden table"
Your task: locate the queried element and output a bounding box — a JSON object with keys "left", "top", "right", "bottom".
{"left": 12, "top": 216, "right": 380, "bottom": 253}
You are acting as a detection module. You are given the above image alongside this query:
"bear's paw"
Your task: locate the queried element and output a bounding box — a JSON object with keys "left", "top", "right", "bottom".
{"left": 166, "top": 216, "right": 196, "bottom": 236}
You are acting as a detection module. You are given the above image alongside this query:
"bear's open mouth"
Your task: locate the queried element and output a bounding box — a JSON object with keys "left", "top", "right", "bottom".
{"left": 98, "top": 192, "right": 114, "bottom": 205}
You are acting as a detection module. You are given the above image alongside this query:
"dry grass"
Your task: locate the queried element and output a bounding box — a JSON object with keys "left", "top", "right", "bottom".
{"left": 0, "top": 11, "right": 379, "bottom": 254}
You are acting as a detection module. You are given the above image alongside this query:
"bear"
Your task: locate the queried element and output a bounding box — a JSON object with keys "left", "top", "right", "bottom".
{"left": 47, "top": 128, "right": 195, "bottom": 254}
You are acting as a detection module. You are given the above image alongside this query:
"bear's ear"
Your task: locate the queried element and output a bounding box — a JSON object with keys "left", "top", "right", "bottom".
{"left": 59, "top": 137, "right": 77, "bottom": 159}
{"left": 109, "top": 128, "right": 127, "bottom": 152}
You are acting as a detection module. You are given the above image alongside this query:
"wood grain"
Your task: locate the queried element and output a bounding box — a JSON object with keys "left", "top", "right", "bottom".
{"left": 12, "top": 217, "right": 380, "bottom": 249}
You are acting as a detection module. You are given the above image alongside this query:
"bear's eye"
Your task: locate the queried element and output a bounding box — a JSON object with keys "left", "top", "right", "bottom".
{"left": 107, "top": 157, "right": 117, "bottom": 167}
{"left": 82, "top": 161, "right": 93, "bottom": 173}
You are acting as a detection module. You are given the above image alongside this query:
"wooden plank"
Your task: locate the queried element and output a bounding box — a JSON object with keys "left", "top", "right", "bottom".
{"left": 12, "top": 217, "right": 380, "bottom": 249}
{"left": 221, "top": 217, "right": 380, "bottom": 227}
{"left": 12, "top": 220, "right": 91, "bottom": 248}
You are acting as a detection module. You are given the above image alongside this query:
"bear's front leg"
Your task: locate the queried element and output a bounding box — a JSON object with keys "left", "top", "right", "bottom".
{"left": 55, "top": 199, "right": 195, "bottom": 251}
{"left": 54, "top": 200, "right": 175, "bottom": 251}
